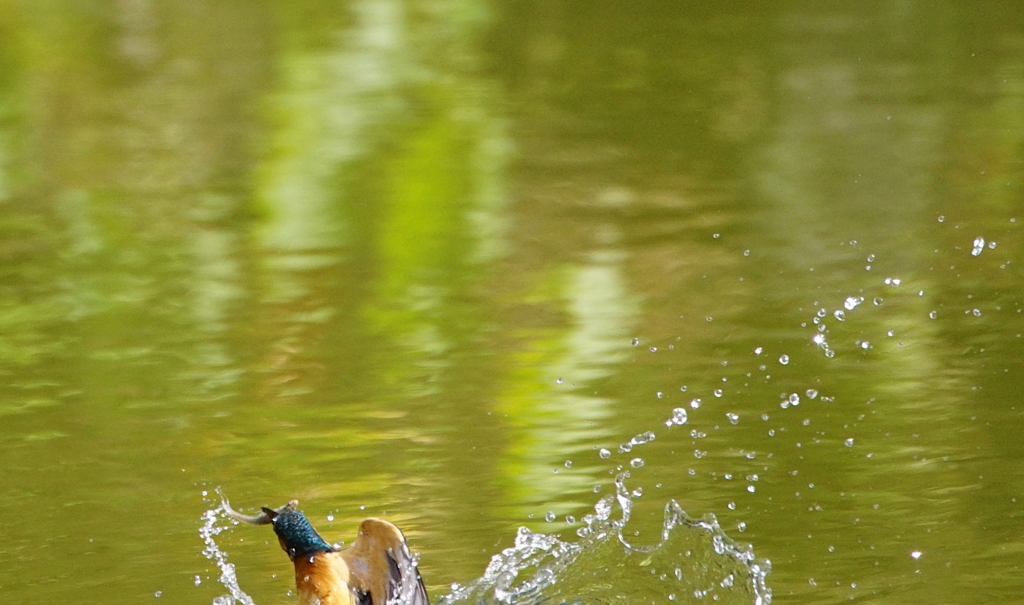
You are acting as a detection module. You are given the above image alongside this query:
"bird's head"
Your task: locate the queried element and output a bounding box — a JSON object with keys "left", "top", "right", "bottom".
{"left": 260, "top": 505, "right": 335, "bottom": 561}
{"left": 221, "top": 497, "right": 335, "bottom": 561}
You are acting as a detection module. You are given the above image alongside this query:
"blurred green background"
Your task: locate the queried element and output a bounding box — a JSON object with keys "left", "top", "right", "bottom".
{"left": 1, "top": 1, "right": 1023, "bottom": 604}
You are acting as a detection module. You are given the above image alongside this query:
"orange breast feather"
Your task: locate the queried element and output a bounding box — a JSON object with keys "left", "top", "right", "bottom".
{"left": 294, "top": 551, "right": 355, "bottom": 605}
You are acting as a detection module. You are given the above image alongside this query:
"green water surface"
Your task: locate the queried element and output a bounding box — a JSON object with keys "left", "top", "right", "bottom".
{"left": 1, "top": 2, "right": 1023, "bottom": 604}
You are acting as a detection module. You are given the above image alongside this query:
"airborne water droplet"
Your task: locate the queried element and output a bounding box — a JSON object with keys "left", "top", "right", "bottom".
{"left": 971, "top": 237, "right": 985, "bottom": 256}
{"left": 667, "top": 408, "right": 688, "bottom": 426}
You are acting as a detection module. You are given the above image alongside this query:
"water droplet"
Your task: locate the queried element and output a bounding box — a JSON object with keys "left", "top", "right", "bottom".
{"left": 154, "top": 591, "right": 162, "bottom": 598}
{"left": 618, "top": 442, "right": 633, "bottom": 453}
{"left": 556, "top": 377, "right": 563, "bottom": 384}
{"left": 789, "top": 393, "right": 801, "bottom": 406}
{"left": 929, "top": 310, "right": 938, "bottom": 319}
{"left": 727, "top": 501, "right": 736, "bottom": 510}
{"left": 806, "top": 389, "right": 818, "bottom": 399}
{"left": 971, "top": 237, "right": 985, "bottom": 256}
{"left": 844, "top": 296, "right": 864, "bottom": 310}
{"left": 598, "top": 448, "right": 611, "bottom": 459}
{"left": 714, "top": 389, "right": 724, "bottom": 397}
{"left": 754, "top": 347, "right": 763, "bottom": 355}
{"left": 988, "top": 240, "right": 997, "bottom": 249}
{"left": 885, "top": 277, "right": 902, "bottom": 287}
{"left": 667, "top": 408, "right": 688, "bottom": 426}
{"left": 649, "top": 346, "right": 658, "bottom": 352}
{"left": 910, "top": 550, "right": 922, "bottom": 560}
{"left": 690, "top": 398, "right": 702, "bottom": 409}
{"left": 859, "top": 341, "right": 871, "bottom": 349}
{"left": 632, "top": 431, "right": 656, "bottom": 445}
{"left": 737, "top": 521, "right": 747, "bottom": 532}
{"left": 779, "top": 354, "right": 790, "bottom": 365}
{"left": 726, "top": 413, "right": 739, "bottom": 424}
{"left": 631, "top": 338, "right": 639, "bottom": 346}
{"left": 833, "top": 310, "right": 846, "bottom": 321}
{"left": 937, "top": 215, "right": 945, "bottom": 222}
{"left": 545, "top": 511, "right": 556, "bottom": 522}
{"left": 747, "top": 485, "right": 756, "bottom": 493}
{"left": 327, "top": 514, "right": 334, "bottom": 521}
{"left": 630, "top": 458, "right": 645, "bottom": 468}
{"left": 565, "top": 515, "right": 576, "bottom": 524}
{"left": 972, "top": 308, "right": 982, "bottom": 317}
{"left": 194, "top": 576, "right": 202, "bottom": 586}
{"left": 656, "top": 391, "right": 663, "bottom": 399}
{"left": 564, "top": 460, "right": 573, "bottom": 468}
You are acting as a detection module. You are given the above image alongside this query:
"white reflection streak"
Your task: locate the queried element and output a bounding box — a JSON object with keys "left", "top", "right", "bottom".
{"left": 516, "top": 250, "right": 640, "bottom": 509}
{"left": 258, "top": 0, "right": 407, "bottom": 252}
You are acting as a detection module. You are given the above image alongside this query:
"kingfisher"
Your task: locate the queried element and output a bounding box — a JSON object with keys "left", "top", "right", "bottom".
{"left": 223, "top": 498, "right": 429, "bottom": 605}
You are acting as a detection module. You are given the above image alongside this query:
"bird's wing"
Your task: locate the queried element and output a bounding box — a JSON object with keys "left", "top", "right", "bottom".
{"left": 383, "top": 536, "right": 430, "bottom": 605}
{"left": 342, "top": 518, "right": 429, "bottom": 605}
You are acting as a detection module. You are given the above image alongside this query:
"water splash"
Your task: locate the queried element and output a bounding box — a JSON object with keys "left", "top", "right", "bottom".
{"left": 202, "top": 468, "right": 769, "bottom": 605}
{"left": 440, "top": 472, "right": 771, "bottom": 605}
{"left": 199, "top": 492, "right": 259, "bottom": 605}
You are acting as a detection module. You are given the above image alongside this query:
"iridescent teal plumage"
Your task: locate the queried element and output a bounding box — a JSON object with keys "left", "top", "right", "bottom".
{"left": 262, "top": 506, "right": 334, "bottom": 561}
